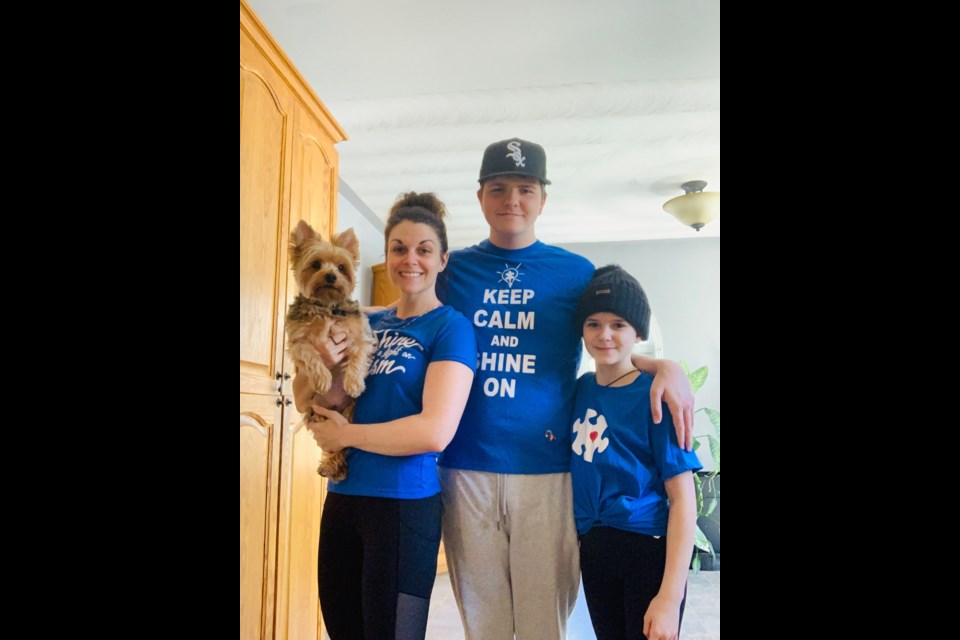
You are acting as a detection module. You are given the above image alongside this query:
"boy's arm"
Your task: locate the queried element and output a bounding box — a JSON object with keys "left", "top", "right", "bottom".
{"left": 631, "top": 355, "right": 694, "bottom": 451}
{"left": 644, "top": 471, "right": 697, "bottom": 640}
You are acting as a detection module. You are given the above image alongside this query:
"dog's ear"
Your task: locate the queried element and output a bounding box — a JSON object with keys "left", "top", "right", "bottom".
{"left": 292, "top": 220, "right": 318, "bottom": 246}
{"left": 334, "top": 227, "right": 361, "bottom": 263}
{"left": 289, "top": 220, "right": 317, "bottom": 264}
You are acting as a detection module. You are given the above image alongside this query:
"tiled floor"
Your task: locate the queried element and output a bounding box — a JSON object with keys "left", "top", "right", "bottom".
{"left": 426, "top": 570, "right": 720, "bottom": 639}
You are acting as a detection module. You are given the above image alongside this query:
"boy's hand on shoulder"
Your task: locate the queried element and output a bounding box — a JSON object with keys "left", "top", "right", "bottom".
{"left": 649, "top": 359, "right": 694, "bottom": 451}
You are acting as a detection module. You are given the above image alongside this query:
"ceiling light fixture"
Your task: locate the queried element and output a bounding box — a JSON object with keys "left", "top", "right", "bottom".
{"left": 663, "top": 180, "right": 720, "bottom": 231}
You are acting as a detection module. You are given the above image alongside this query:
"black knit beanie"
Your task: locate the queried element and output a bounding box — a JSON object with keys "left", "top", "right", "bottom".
{"left": 574, "top": 265, "right": 651, "bottom": 339}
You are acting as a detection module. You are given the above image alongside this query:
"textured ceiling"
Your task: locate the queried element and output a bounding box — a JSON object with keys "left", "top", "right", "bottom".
{"left": 246, "top": 0, "right": 720, "bottom": 248}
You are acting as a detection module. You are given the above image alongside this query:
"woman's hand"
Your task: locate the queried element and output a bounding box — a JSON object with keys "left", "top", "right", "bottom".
{"left": 313, "top": 320, "right": 351, "bottom": 368}
{"left": 306, "top": 405, "right": 350, "bottom": 452}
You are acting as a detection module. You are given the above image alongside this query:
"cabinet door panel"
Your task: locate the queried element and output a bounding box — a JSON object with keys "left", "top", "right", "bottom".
{"left": 240, "top": 28, "right": 292, "bottom": 396}
{"left": 278, "top": 101, "right": 341, "bottom": 397}
{"left": 275, "top": 404, "right": 327, "bottom": 640}
{"left": 290, "top": 102, "right": 338, "bottom": 242}
{"left": 240, "top": 393, "right": 282, "bottom": 640}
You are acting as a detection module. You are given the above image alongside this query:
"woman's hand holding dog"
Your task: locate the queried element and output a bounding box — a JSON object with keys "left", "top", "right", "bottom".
{"left": 292, "top": 319, "right": 352, "bottom": 414}
{"left": 313, "top": 321, "right": 352, "bottom": 368}
{"left": 307, "top": 406, "right": 349, "bottom": 453}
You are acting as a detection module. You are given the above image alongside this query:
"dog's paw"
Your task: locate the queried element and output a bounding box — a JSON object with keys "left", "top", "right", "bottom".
{"left": 311, "top": 366, "right": 333, "bottom": 395}
{"left": 342, "top": 374, "right": 366, "bottom": 398}
{"left": 317, "top": 451, "right": 348, "bottom": 482}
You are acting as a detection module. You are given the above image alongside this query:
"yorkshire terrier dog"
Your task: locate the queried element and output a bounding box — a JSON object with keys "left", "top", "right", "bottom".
{"left": 286, "top": 220, "right": 375, "bottom": 481}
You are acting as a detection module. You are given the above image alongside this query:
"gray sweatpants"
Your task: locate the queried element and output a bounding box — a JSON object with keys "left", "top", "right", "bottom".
{"left": 439, "top": 468, "right": 580, "bottom": 640}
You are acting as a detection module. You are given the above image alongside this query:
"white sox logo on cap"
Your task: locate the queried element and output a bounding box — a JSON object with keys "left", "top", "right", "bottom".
{"left": 478, "top": 137, "right": 551, "bottom": 185}
{"left": 506, "top": 141, "right": 526, "bottom": 168}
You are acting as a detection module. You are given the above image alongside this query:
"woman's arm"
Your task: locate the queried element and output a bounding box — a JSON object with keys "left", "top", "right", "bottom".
{"left": 631, "top": 355, "right": 694, "bottom": 451}
{"left": 643, "top": 471, "right": 697, "bottom": 640}
{"left": 310, "top": 360, "right": 474, "bottom": 456}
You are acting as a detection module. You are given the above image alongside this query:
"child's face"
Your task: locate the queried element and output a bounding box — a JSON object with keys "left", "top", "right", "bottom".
{"left": 582, "top": 312, "right": 639, "bottom": 366}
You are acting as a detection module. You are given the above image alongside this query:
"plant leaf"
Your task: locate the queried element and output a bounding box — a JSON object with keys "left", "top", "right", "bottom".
{"left": 679, "top": 360, "right": 690, "bottom": 377}
{"left": 688, "top": 366, "right": 708, "bottom": 394}
{"left": 702, "top": 407, "right": 720, "bottom": 438}
{"left": 707, "top": 435, "right": 720, "bottom": 472}
{"left": 694, "top": 525, "right": 712, "bottom": 553}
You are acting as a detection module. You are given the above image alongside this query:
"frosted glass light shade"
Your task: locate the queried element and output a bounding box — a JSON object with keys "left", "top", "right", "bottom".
{"left": 663, "top": 181, "right": 720, "bottom": 231}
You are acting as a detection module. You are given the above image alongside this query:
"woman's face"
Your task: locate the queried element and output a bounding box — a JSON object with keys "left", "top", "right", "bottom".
{"left": 386, "top": 221, "right": 448, "bottom": 296}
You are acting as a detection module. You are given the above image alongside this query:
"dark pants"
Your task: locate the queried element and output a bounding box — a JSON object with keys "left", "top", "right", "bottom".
{"left": 318, "top": 492, "right": 442, "bottom": 640}
{"left": 579, "top": 526, "right": 686, "bottom": 640}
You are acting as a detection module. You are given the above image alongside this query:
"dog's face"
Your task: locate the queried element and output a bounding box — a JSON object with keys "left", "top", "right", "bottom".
{"left": 288, "top": 221, "right": 361, "bottom": 304}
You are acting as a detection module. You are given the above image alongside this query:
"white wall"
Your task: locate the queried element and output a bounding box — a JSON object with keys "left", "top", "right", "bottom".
{"left": 338, "top": 179, "right": 386, "bottom": 306}
{"left": 558, "top": 237, "right": 720, "bottom": 469}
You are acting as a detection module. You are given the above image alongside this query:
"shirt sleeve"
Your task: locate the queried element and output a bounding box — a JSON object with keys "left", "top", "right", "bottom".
{"left": 430, "top": 310, "right": 477, "bottom": 371}
{"left": 651, "top": 403, "right": 703, "bottom": 480}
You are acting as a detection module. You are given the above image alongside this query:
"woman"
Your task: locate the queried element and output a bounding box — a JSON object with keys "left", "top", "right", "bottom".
{"left": 293, "top": 192, "right": 476, "bottom": 640}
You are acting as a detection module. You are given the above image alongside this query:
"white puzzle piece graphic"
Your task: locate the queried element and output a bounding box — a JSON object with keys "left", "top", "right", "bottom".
{"left": 572, "top": 408, "right": 609, "bottom": 462}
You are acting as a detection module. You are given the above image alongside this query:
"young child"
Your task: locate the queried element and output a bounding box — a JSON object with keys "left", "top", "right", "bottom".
{"left": 571, "top": 265, "right": 703, "bottom": 640}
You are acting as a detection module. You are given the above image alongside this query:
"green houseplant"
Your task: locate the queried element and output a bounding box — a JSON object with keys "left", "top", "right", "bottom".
{"left": 682, "top": 362, "right": 720, "bottom": 571}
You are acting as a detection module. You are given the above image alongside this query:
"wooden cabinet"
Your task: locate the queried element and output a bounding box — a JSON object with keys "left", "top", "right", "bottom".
{"left": 370, "top": 262, "right": 401, "bottom": 306}
{"left": 240, "top": 2, "right": 346, "bottom": 637}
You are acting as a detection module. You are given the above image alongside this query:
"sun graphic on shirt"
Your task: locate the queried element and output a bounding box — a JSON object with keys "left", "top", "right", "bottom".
{"left": 497, "top": 263, "right": 523, "bottom": 288}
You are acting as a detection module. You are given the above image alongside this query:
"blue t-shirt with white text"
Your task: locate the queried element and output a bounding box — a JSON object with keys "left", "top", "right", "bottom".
{"left": 328, "top": 305, "right": 477, "bottom": 499}
{"left": 438, "top": 240, "right": 594, "bottom": 474}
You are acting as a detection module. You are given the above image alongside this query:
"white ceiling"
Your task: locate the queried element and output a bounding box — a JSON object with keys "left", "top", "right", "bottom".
{"left": 246, "top": 0, "right": 720, "bottom": 249}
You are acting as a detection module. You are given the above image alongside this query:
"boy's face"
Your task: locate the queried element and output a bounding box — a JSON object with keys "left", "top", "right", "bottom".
{"left": 582, "top": 312, "right": 640, "bottom": 366}
{"left": 477, "top": 176, "right": 546, "bottom": 245}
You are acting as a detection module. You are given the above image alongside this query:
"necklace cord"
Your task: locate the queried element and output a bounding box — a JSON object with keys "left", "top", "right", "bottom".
{"left": 602, "top": 368, "right": 641, "bottom": 387}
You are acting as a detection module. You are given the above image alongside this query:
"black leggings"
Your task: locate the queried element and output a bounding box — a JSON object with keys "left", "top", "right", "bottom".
{"left": 579, "top": 526, "right": 686, "bottom": 640}
{"left": 318, "top": 492, "right": 442, "bottom": 640}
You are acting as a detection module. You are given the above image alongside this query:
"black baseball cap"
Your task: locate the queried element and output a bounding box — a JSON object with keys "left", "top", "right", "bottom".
{"left": 478, "top": 138, "right": 551, "bottom": 185}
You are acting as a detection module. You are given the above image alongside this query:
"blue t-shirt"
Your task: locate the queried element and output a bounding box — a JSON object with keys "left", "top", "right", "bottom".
{"left": 571, "top": 372, "right": 703, "bottom": 536}
{"left": 438, "top": 240, "right": 594, "bottom": 474}
{"left": 328, "top": 305, "right": 477, "bottom": 499}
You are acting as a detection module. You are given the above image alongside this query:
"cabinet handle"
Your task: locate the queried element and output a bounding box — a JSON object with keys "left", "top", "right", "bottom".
{"left": 283, "top": 372, "right": 291, "bottom": 380}
{"left": 276, "top": 371, "right": 282, "bottom": 380}
{"left": 284, "top": 398, "right": 292, "bottom": 406}
{"left": 276, "top": 398, "right": 283, "bottom": 407}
